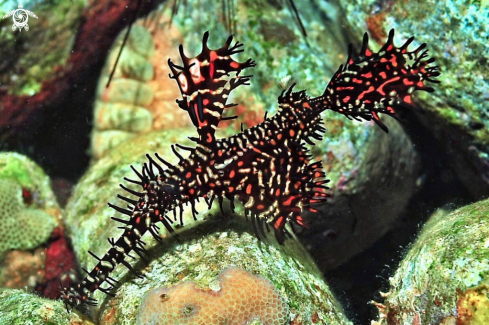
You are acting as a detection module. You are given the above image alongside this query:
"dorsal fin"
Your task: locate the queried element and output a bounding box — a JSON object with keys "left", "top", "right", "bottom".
{"left": 168, "top": 32, "right": 256, "bottom": 144}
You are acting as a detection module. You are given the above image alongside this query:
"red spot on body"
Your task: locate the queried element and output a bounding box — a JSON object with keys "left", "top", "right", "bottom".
{"left": 403, "top": 79, "right": 414, "bottom": 86}
{"left": 283, "top": 196, "right": 295, "bottom": 206}
{"left": 273, "top": 217, "right": 285, "bottom": 230}
{"left": 246, "top": 184, "right": 252, "bottom": 195}
{"left": 343, "top": 96, "right": 351, "bottom": 104}
{"left": 404, "top": 95, "right": 412, "bottom": 104}
{"left": 295, "top": 216, "right": 305, "bottom": 226}
{"left": 209, "top": 51, "right": 219, "bottom": 79}
{"left": 203, "top": 98, "right": 210, "bottom": 105}
{"left": 230, "top": 61, "right": 239, "bottom": 68}
{"left": 229, "top": 170, "right": 235, "bottom": 178}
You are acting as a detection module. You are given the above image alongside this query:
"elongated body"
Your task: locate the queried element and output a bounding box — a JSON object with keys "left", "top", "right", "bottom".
{"left": 61, "top": 30, "right": 439, "bottom": 310}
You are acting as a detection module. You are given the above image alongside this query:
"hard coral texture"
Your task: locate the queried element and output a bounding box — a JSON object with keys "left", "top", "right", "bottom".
{"left": 137, "top": 267, "right": 289, "bottom": 324}
{"left": 91, "top": 25, "right": 155, "bottom": 159}
{"left": 0, "top": 179, "right": 56, "bottom": 256}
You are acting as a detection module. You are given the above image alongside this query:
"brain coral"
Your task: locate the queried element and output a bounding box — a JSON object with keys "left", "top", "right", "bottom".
{"left": 0, "top": 179, "right": 56, "bottom": 256}
{"left": 137, "top": 266, "right": 289, "bottom": 324}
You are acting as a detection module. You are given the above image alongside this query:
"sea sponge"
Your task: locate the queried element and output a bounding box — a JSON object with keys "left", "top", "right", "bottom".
{"left": 136, "top": 266, "right": 289, "bottom": 324}
{"left": 0, "top": 179, "right": 56, "bottom": 256}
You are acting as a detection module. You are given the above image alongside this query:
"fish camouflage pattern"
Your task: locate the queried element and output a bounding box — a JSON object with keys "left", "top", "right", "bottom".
{"left": 61, "top": 29, "right": 440, "bottom": 310}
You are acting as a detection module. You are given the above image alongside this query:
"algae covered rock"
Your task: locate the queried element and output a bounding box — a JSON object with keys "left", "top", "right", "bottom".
{"left": 375, "top": 199, "right": 489, "bottom": 324}
{"left": 65, "top": 129, "right": 352, "bottom": 324}
{"left": 0, "top": 288, "right": 93, "bottom": 325}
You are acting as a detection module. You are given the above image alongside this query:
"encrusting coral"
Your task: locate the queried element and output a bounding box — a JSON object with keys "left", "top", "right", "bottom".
{"left": 0, "top": 179, "right": 56, "bottom": 257}
{"left": 136, "top": 266, "right": 289, "bottom": 324}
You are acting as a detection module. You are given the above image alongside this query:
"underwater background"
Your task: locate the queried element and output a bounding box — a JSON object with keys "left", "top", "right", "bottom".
{"left": 0, "top": 0, "right": 488, "bottom": 324}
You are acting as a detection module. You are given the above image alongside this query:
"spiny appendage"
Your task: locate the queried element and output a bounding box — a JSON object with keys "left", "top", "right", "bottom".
{"left": 245, "top": 151, "right": 330, "bottom": 244}
{"left": 276, "top": 84, "right": 326, "bottom": 144}
{"left": 60, "top": 155, "right": 181, "bottom": 311}
{"left": 213, "top": 117, "right": 330, "bottom": 243}
{"left": 311, "top": 28, "right": 440, "bottom": 132}
{"left": 168, "top": 31, "right": 256, "bottom": 141}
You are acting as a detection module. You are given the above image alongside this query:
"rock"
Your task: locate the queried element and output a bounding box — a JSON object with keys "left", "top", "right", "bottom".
{"left": 374, "top": 199, "right": 489, "bottom": 324}
{"left": 0, "top": 288, "right": 93, "bottom": 325}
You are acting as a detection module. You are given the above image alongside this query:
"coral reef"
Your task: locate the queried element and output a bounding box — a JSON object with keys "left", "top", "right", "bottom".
{"left": 136, "top": 266, "right": 289, "bottom": 324}
{"left": 91, "top": 25, "right": 156, "bottom": 159}
{"left": 0, "top": 152, "right": 60, "bottom": 259}
{"left": 0, "top": 152, "right": 76, "bottom": 299}
{"left": 0, "top": 179, "right": 56, "bottom": 256}
{"left": 374, "top": 199, "right": 489, "bottom": 324}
